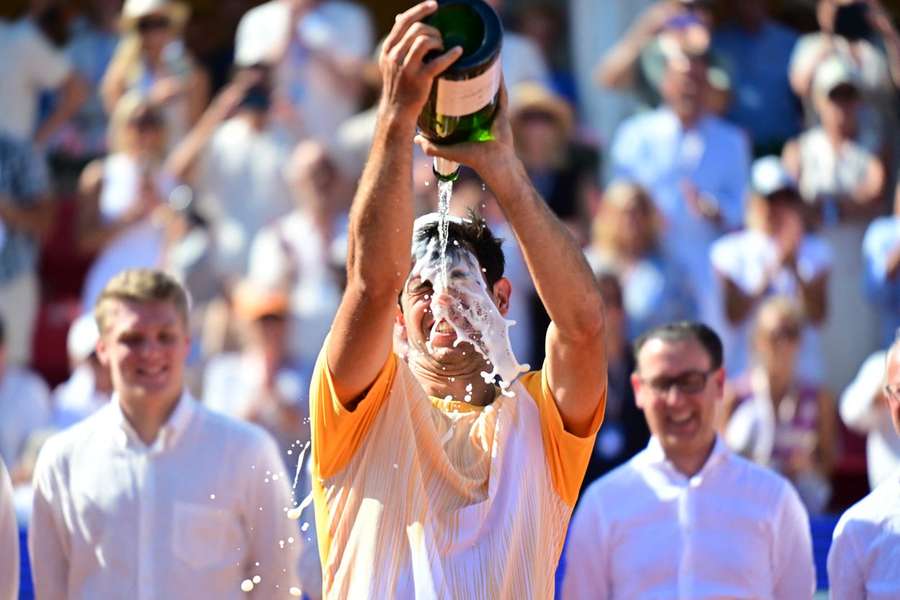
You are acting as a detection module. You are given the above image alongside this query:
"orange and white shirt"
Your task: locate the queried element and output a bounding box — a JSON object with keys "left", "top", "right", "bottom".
{"left": 310, "top": 345, "right": 605, "bottom": 599}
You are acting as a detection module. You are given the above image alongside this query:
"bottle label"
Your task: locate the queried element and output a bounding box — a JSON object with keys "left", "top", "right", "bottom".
{"left": 436, "top": 59, "right": 501, "bottom": 117}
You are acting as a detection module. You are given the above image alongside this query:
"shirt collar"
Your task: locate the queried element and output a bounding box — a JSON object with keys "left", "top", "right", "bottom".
{"left": 110, "top": 390, "right": 196, "bottom": 452}
{"left": 643, "top": 434, "right": 730, "bottom": 481}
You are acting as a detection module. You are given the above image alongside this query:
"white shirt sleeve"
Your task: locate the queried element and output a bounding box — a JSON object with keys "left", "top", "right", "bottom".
{"left": 28, "top": 440, "right": 70, "bottom": 600}
{"left": 561, "top": 488, "right": 612, "bottom": 600}
{"left": 840, "top": 352, "right": 886, "bottom": 434}
{"left": 771, "top": 483, "right": 816, "bottom": 600}
{"left": 23, "top": 22, "right": 71, "bottom": 90}
{"left": 0, "top": 459, "right": 18, "bottom": 600}
{"left": 827, "top": 512, "right": 867, "bottom": 600}
{"left": 240, "top": 431, "right": 301, "bottom": 592}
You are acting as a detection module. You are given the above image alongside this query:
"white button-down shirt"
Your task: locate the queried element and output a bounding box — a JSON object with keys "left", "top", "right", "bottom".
{"left": 563, "top": 436, "right": 815, "bottom": 599}
{"left": 1, "top": 457, "right": 18, "bottom": 600}
{"left": 29, "top": 392, "right": 301, "bottom": 600}
{"left": 828, "top": 472, "right": 900, "bottom": 600}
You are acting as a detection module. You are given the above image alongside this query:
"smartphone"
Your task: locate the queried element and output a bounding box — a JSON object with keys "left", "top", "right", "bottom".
{"left": 834, "top": 2, "right": 871, "bottom": 41}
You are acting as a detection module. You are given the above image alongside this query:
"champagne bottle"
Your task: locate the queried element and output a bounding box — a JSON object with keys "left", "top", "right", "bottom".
{"left": 417, "top": 0, "right": 503, "bottom": 181}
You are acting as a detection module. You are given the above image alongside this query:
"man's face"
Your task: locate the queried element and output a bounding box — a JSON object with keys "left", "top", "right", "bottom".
{"left": 97, "top": 300, "right": 189, "bottom": 405}
{"left": 885, "top": 347, "right": 900, "bottom": 435}
{"left": 632, "top": 337, "right": 723, "bottom": 462}
{"left": 400, "top": 265, "right": 510, "bottom": 368}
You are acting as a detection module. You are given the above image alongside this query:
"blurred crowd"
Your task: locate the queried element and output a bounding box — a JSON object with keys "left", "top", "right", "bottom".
{"left": 1, "top": 0, "right": 899, "bottom": 595}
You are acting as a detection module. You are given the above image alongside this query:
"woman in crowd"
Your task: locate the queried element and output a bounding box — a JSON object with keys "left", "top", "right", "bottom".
{"left": 76, "top": 93, "right": 175, "bottom": 312}
{"left": 100, "top": 0, "right": 207, "bottom": 148}
{"left": 585, "top": 180, "right": 696, "bottom": 340}
{"left": 722, "top": 296, "right": 836, "bottom": 514}
{"left": 783, "top": 56, "right": 885, "bottom": 392}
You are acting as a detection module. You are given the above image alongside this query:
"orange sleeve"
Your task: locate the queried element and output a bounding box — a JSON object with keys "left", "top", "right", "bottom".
{"left": 520, "top": 369, "right": 606, "bottom": 507}
{"left": 310, "top": 340, "right": 398, "bottom": 479}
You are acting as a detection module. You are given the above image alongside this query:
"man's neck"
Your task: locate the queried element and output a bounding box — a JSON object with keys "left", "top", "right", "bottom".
{"left": 666, "top": 435, "right": 716, "bottom": 478}
{"left": 411, "top": 360, "right": 497, "bottom": 406}
{"left": 118, "top": 390, "right": 181, "bottom": 446}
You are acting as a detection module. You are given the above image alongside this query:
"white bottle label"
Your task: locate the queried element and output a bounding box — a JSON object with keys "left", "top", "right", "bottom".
{"left": 435, "top": 59, "right": 501, "bottom": 117}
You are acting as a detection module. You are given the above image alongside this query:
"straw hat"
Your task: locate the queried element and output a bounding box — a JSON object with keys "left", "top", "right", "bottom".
{"left": 120, "top": 0, "right": 189, "bottom": 31}
{"left": 508, "top": 81, "right": 574, "bottom": 136}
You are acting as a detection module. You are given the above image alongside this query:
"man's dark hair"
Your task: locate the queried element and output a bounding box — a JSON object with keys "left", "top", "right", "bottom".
{"left": 633, "top": 321, "right": 723, "bottom": 371}
{"left": 413, "top": 214, "right": 505, "bottom": 288}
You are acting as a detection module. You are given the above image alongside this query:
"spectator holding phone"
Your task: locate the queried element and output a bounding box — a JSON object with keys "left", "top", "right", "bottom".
{"left": 790, "top": 0, "right": 900, "bottom": 152}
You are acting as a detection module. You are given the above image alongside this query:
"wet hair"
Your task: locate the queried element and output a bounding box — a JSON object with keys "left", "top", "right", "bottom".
{"left": 413, "top": 213, "right": 505, "bottom": 288}
{"left": 633, "top": 321, "right": 723, "bottom": 371}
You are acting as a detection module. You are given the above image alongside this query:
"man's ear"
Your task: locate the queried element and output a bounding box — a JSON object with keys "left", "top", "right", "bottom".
{"left": 631, "top": 372, "right": 645, "bottom": 410}
{"left": 95, "top": 335, "right": 110, "bottom": 368}
{"left": 491, "top": 277, "right": 512, "bottom": 316}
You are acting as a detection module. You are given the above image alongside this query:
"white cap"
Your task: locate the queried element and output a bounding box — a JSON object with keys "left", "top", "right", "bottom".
{"left": 67, "top": 314, "right": 100, "bottom": 363}
{"left": 813, "top": 56, "right": 860, "bottom": 98}
{"left": 121, "top": 0, "right": 189, "bottom": 29}
{"left": 751, "top": 156, "right": 797, "bottom": 197}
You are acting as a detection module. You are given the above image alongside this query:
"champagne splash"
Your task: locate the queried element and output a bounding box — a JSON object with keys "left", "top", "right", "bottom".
{"left": 410, "top": 215, "right": 529, "bottom": 389}
{"left": 437, "top": 179, "right": 453, "bottom": 289}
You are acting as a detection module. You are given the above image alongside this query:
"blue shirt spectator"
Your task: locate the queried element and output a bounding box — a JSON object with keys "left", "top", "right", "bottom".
{"left": 713, "top": 11, "right": 800, "bottom": 154}
{"left": 609, "top": 46, "right": 749, "bottom": 323}
{"left": 863, "top": 215, "right": 900, "bottom": 346}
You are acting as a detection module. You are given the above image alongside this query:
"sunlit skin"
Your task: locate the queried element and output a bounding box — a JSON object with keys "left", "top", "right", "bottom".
{"left": 137, "top": 11, "right": 175, "bottom": 65}
{"left": 96, "top": 300, "right": 190, "bottom": 444}
{"left": 754, "top": 310, "right": 802, "bottom": 391}
{"left": 632, "top": 337, "right": 725, "bottom": 477}
{"left": 886, "top": 345, "right": 900, "bottom": 435}
{"left": 398, "top": 267, "right": 511, "bottom": 406}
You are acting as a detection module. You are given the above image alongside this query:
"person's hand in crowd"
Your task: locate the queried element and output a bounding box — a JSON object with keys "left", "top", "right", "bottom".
{"left": 632, "top": 1, "right": 685, "bottom": 44}
{"left": 378, "top": 1, "right": 463, "bottom": 126}
{"left": 414, "top": 82, "right": 518, "bottom": 184}
{"left": 865, "top": 0, "right": 899, "bottom": 39}
{"left": 148, "top": 75, "right": 185, "bottom": 106}
{"left": 885, "top": 242, "right": 900, "bottom": 280}
{"left": 680, "top": 180, "right": 723, "bottom": 225}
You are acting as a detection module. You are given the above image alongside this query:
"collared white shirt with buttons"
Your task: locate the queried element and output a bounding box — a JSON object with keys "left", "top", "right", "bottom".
{"left": 828, "top": 471, "right": 900, "bottom": 600}
{"left": 562, "top": 436, "right": 816, "bottom": 600}
{"left": 29, "top": 392, "right": 302, "bottom": 600}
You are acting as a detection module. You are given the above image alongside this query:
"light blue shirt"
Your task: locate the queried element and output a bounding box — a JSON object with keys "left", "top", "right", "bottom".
{"left": 609, "top": 108, "right": 750, "bottom": 319}
{"left": 862, "top": 216, "right": 900, "bottom": 345}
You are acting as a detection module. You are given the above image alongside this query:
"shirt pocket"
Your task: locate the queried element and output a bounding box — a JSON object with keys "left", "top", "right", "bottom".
{"left": 172, "top": 502, "right": 237, "bottom": 569}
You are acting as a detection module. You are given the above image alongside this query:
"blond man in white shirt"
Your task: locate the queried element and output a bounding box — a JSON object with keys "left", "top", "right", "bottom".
{"left": 563, "top": 321, "right": 816, "bottom": 599}
{"left": 828, "top": 332, "right": 900, "bottom": 599}
{"left": 29, "top": 269, "right": 301, "bottom": 599}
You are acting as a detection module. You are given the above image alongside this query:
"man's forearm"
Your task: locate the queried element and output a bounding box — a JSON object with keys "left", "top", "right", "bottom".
{"left": 34, "top": 74, "right": 88, "bottom": 146}
{"left": 0, "top": 198, "right": 54, "bottom": 239}
{"left": 485, "top": 158, "right": 603, "bottom": 338}
{"left": 345, "top": 106, "right": 416, "bottom": 293}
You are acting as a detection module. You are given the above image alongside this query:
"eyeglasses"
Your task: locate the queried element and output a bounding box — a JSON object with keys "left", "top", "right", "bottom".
{"left": 884, "top": 384, "right": 900, "bottom": 402}
{"left": 136, "top": 15, "right": 171, "bottom": 34}
{"left": 638, "top": 369, "right": 714, "bottom": 396}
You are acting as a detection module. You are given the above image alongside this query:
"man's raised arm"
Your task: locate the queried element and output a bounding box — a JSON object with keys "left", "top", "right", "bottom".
{"left": 415, "top": 88, "right": 606, "bottom": 436}
{"left": 327, "top": 1, "right": 462, "bottom": 408}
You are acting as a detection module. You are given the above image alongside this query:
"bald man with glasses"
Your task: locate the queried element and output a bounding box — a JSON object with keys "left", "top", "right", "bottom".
{"left": 828, "top": 331, "right": 900, "bottom": 599}
{"left": 562, "top": 321, "right": 816, "bottom": 599}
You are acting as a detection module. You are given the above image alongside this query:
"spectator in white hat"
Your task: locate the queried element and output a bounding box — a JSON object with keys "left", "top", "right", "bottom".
{"left": 51, "top": 313, "right": 112, "bottom": 429}
{"left": 828, "top": 330, "right": 900, "bottom": 598}
{"left": 710, "top": 155, "right": 832, "bottom": 383}
{"left": 234, "top": 0, "right": 374, "bottom": 141}
{"left": 101, "top": 0, "right": 208, "bottom": 148}
{"left": 783, "top": 55, "right": 885, "bottom": 393}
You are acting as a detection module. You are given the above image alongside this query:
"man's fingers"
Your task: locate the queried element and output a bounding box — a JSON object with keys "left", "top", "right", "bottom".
{"left": 382, "top": 1, "right": 438, "bottom": 57}
{"left": 423, "top": 46, "right": 464, "bottom": 78}
{"left": 391, "top": 22, "right": 442, "bottom": 66}
{"left": 405, "top": 35, "right": 444, "bottom": 68}
{"left": 414, "top": 134, "right": 468, "bottom": 163}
